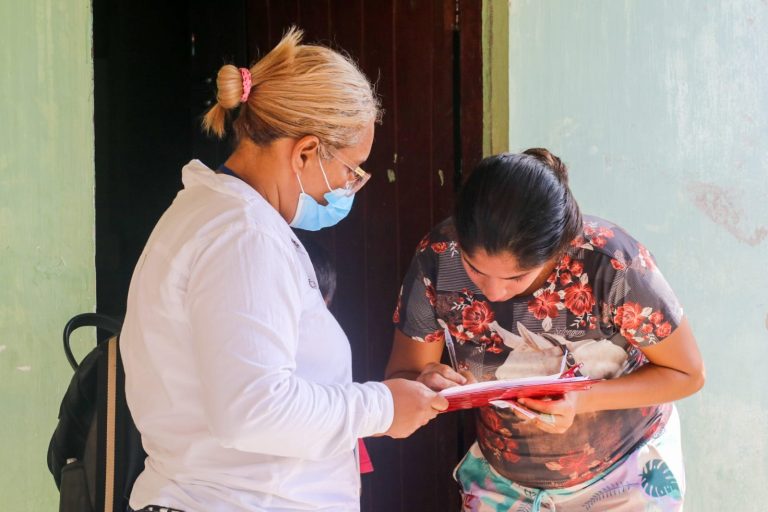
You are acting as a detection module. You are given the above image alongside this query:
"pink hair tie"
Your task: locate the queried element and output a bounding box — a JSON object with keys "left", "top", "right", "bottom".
{"left": 239, "top": 67, "right": 252, "bottom": 103}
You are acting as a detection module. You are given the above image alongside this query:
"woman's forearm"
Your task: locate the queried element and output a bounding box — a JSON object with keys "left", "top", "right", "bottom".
{"left": 579, "top": 317, "right": 705, "bottom": 414}
{"left": 577, "top": 361, "right": 705, "bottom": 414}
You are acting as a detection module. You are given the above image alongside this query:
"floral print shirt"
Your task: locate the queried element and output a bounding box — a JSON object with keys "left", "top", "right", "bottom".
{"left": 394, "top": 216, "right": 682, "bottom": 489}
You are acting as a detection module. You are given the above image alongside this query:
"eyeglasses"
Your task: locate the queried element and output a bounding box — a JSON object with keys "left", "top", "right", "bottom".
{"left": 327, "top": 148, "right": 371, "bottom": 196}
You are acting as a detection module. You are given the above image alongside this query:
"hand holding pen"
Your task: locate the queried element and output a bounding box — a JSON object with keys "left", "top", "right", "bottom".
{"left": 443, "top": 325, "right": 459, "bottom": 372}
{"left": 413, "top": 325, "right": 470, "bottom": 392}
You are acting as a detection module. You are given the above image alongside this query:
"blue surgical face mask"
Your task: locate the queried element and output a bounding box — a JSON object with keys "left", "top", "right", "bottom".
{"left": 289, "top": 156, "right": 355, "bottom": 231}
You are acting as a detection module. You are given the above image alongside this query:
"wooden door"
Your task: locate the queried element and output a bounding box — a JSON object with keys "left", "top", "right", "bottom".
{"left": 242, "top": 2, "right": 482, "bottom": 510}
{"left": 94, "top": 1, "right": 482, "bottom": 510}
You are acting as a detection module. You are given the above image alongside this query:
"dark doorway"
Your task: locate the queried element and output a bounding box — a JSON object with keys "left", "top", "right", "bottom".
{"left": 94, "top": 1, "right": 482, "bottom": 510}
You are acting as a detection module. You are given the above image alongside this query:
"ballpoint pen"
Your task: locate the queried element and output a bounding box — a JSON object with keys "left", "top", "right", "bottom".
{"left": 443, "top": 325, "right": 459, "bottom": 372}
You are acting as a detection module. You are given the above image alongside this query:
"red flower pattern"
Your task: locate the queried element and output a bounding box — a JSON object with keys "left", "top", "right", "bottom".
{"left": 424, "top": 329, "right": 445, "bottom": 343}
{"left": 479, "top": 407, "right": 504, "bottom": 432}
{"left": 598, "top": 227, "right": 615, "bottom": 238}
{"left": 564, "top": 282, "right": 595, "bottom": 317}
{"left": 392, "top": 292, "right": 402, "bottom": 323}
{"left": 569, "top": 260, "right": 584, "bottom": 276}
{"left": 462, "top": 301, "right": 496, "bottom": 336}
{"left": 582, "top": 223, "right": 615, "bottom": 250}
{"left": 528, "top": 291, "right": 561, "bottom": 320}
{"left": 501, "top": 449, "right": 521, "bottom": 464}
{"left": 431, "top": 242, "right": 448, "bottom": 254}
{"left": 480, "top": 332, "right": 504, "bottom": 353}
{"left": 545, "top": 445, "right": 600, "bottom": 480}
{"left": 570, "top": 235, "right": 586, "bottom": 247}
{"left": 638, "top": 243, "right": 656, "bottom": 271}
{"left": 417, "top": 235, "right": 430, "bottom": 253}
{"left": 655, "top": 321, "right": 672, "bottom": 338}
{"left": 614, "top": 302, "right": 645, "bottom": 331}
{"left": 613, "top": 301, "right": 673, "bottom": 345}
{"left": 425, "top": 284, "right": 437, "bottom": 307}
{"left": 447, "top": 321, "right": 472, "bottom": 341}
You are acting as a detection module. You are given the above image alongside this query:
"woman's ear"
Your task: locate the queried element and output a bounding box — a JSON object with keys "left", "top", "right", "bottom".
{"left": 291, "top": 135, "right": 321, "bottom": 174}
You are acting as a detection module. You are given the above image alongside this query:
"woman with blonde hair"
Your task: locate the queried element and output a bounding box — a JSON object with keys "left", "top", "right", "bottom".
{"left": 121, "top": 28, "right": 447, "bottom": 512}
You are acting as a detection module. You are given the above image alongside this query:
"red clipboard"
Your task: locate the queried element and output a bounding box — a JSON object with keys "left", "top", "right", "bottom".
{"left": 439, "top": 376, "right": 598, "bottom": 412}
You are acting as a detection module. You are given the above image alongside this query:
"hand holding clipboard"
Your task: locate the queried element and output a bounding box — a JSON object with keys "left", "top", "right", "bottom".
{"left": 440, "top": 327, "right": 597, "bottom": 413}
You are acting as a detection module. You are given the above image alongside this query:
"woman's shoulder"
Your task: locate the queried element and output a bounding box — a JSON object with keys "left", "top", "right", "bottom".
{"left": 431, "top": 217, "right": 459, "bottom": 242}
{"left": 413, "top": 217, "right": 459, "bottom": 253}
{"left": 569, "top": 215, "right": 657, "bottom": 273}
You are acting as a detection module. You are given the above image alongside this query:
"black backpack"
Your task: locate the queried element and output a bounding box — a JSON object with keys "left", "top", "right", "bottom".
{"left": 48, "top": 313, "right": 146, "bottom": 512}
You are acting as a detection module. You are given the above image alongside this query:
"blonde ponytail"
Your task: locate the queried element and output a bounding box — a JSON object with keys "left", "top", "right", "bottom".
{"left": 202, "top": 27, "right": 380, "bottom": 149}
{"left": 202, "top": 64, "right": 246, "bottom": 137}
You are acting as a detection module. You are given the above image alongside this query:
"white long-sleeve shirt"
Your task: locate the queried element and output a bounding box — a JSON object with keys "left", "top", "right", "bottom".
{"left": 121, "top": 160, "right": 394, "bottom": 512}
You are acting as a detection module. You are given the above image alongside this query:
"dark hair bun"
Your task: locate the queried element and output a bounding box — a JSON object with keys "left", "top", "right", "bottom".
{"left": 523, "top": 147, "right": 568, "bottom": 184}
{"left": 454, "top": 149, "right": 582, "bottom": 269}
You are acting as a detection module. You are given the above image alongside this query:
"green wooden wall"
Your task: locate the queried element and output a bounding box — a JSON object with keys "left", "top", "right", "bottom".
{"left": 484, "top": 1, "right": 768, "bottom": 509}
{"left": 0, "top": 1, "right": 95, "bottom": 510}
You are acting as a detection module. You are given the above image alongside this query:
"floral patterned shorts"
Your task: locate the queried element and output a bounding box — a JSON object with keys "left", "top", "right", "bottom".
{"left": 455, "top": 408, "right": 685, "bottom": 512}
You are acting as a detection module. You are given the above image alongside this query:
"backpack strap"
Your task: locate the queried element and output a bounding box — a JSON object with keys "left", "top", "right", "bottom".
{"left": 103, "top": 336, "right": 118, "bottom": 512}
{"left": 63, "top": 313, "right": 123, "bottom": 370}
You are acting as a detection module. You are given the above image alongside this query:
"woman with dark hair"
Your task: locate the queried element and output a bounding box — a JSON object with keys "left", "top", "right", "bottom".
{"left": 297, "top": 235, "right": 375, "bottom": 475}
{"left": 386, "top": 148, "right": 704, "bottom": 511}
{"left": 298, "top": 236, "right": 338, "bottom": 306}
